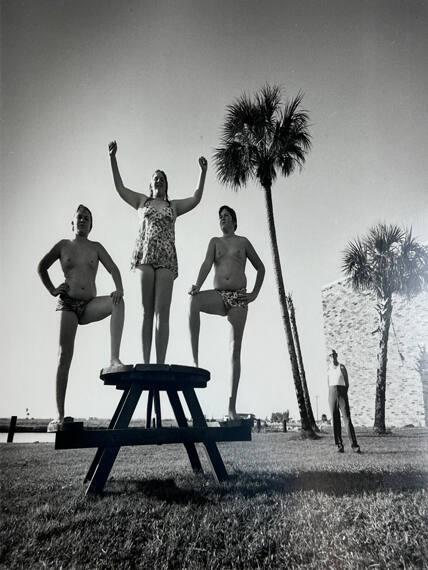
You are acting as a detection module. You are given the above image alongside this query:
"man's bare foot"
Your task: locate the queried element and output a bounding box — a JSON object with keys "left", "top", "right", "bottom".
{"left": 109, "top": 358, "right": 125, "bottom": 369}
{"left": 228, "top": 409, "right": 239, "bottom": 421}
{"left": 47, "top": 416, "right": 73, "bottom": 432}
{"left": 101, "top": 361, "right": 133, "bottom": 375}
{"left": 228, "top": 397, "right": 239, "bottom": 420}
{"left": 102, "top": 359, "right": 130, "bottom": 374}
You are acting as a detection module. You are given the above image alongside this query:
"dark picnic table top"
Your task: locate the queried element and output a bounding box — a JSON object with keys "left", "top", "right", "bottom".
{"left": 99, "top": 364, "right": 211, "bottom": 390}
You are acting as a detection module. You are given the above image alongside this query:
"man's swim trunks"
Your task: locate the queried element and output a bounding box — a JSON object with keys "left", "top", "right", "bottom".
{"left": 216, "top": 288, "right": 247, "bottom": 312}
{"left": 131, "top": 200, "right": 178, "bottom": 279}
{"left": 56, "top": 295, "right": 91, "bottom": 320}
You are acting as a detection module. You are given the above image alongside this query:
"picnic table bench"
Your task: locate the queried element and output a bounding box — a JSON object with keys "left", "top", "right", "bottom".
{"left": 55, "top": 364, "right": 252, "bottom": 495}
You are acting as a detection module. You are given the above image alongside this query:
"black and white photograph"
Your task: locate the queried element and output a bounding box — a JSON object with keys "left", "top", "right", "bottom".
{"left": 1, "top": 0, "right": 427, "bottom": 567}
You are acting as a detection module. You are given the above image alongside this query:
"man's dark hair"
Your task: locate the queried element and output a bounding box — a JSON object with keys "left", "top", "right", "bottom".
{"left": 219, "top": 205, "right": 237, "bottom": 230}
{"left": 75, "top": 204, "right": 93, "bottom": 230}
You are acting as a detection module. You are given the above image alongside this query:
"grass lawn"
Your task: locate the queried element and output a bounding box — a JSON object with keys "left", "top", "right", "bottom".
{"left": 1, "top": 428, "right": 427, "bottom": 569}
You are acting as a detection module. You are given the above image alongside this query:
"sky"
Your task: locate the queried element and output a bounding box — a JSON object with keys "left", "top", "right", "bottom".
{"left": 1, "top": 0, "right": 427, "bottom": 423}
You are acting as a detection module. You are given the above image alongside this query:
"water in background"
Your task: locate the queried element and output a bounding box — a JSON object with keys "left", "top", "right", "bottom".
{"left": 0, "top": 432, "right": 55, "bottom": 443}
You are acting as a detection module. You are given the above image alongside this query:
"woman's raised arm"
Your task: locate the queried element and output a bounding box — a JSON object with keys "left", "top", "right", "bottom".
{"left": 172, "top": 156, "right": 207, "bottom": 217}
{"left": 109, "top": 140, "right": 147, "bottom": 210}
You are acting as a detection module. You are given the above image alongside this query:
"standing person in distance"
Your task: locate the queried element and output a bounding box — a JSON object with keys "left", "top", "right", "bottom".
{"left": 328, "top": 349, "right": 361, "bottom": 453}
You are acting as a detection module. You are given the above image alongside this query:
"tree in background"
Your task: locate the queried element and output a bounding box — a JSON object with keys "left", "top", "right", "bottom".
{"left": 214, "top": 84, "right": 316, "bottom": 437}
{"left": 343, "top": 224, "right": 428, "bottom": 433}
{"left": 286, "top": 294, "right": 319, "bottom": 432}
{"left": 270, "top": 410, "right": 290, "bottom": 424}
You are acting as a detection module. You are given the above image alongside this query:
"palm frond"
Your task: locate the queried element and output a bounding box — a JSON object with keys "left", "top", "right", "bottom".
{"left": 363, "top": 224, "right": 405, "bottom": 296}
{"left": 213, "top": 141, "right": 254, "bottom": 190}
{"left": 397, "top": 230, "right": 428, "bottom": 297}
{"left": 255, "top": 84, "right": 282, "bottom": 143}
{"left": 342, "top": 238, "right": 373, "bottom": 291}
{"left": 342, "top": 223, "right": 428, "bottom": 299}
{"left": 214, "top": 84, "right": 311, "bottom": 190}
{"left": 274, "top": 92, "right": 312, "bottom": 176}
{"left": 257, "top": 84, "right": 282, "bottom": 119}
{"left": 366, "top": 223, "right": 405, "bottom": 254}
{"left": 222, "top": 93, "right": 257, "bottom": 142}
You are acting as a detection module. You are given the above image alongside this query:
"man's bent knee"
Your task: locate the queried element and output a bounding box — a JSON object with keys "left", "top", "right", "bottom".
{"left": 189, "top": 294, "right": 200, "bottom": 313}
{"left": 112, "top": 297, "right": 124, "bottom": 311}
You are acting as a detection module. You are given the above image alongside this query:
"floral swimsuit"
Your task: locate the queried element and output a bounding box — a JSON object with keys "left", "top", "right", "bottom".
{"left": 56, "top": 295, "right": 92, "bottom": 320}
{"left": 130, "top": 200, "right": 178, "bottom": 279}
{"left": 216, "top": 288, "right": 247, "bottom": 312}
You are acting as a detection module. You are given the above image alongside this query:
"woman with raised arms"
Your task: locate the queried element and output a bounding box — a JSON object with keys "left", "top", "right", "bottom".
{"left": 109, "top": 140, "right": 207, "bottom": 364}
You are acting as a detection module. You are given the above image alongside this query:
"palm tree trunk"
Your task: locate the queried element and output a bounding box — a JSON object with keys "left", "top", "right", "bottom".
{"left": 262, "top": 183, "right": 315, "bottom": 436}
{"left": 286, "top": 294, "right": 319, "bottom": 432}
{"left": 374, "top": 295, "right": 392, "bottom": 433}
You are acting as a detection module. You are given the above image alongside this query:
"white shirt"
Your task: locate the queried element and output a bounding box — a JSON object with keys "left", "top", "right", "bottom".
{"left": 328, "top": 364, "right": 346, "bottom": 387}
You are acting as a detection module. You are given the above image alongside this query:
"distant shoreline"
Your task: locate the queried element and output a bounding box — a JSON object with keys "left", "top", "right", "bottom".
{"left": 0, "top": 417, "right": 151, "bottom": 432}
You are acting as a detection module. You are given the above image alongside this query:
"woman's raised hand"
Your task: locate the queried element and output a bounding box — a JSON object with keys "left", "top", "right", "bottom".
{"left": 108, "top": 140, "right": 118, "bottom": 157}
{"left": 198, "top": 156, "right": 208, "bottom": 172}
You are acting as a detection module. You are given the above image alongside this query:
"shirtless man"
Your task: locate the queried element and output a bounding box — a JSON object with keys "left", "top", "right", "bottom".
{"left": 38, "top": 205, "right": 125, "bottom": 431}
{"left": 189, "top": 205, "right": 265, "bottom": 420}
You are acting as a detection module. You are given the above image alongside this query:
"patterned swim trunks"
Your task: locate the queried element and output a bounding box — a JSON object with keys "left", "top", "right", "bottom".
{"left": 56, "top": 295, "right": 92, "bottom": 320}
{"left": 216, "top": 288, "right": 247, "bottom": 312}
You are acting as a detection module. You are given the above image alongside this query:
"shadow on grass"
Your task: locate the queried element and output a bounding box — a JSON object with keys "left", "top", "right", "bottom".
{"left": 356, "top": 431, "right": 426, "bottom": 439}
{"left": 100, "top": 469, "right": 427, "bottom": 502}
{"left": 228, "top": 469, "right": 428, "bottom": 497}
{"left": 104, "top": 478, "right": 213, "bottom": 505}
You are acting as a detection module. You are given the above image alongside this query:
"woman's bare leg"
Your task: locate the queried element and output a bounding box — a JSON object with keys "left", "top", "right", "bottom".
{"left": 139, "top": 265, "right": 155, "bottom": 363}
{"left": 154, "top": 268, "right": 174, "bottom": 364}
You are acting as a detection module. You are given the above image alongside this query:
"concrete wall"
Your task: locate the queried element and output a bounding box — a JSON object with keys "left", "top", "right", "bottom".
{"left": 322, "top": 280, "right": 428, "bottom": 427}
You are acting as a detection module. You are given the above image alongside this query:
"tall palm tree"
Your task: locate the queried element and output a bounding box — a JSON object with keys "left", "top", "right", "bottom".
{"left": 286, "top": 294, "right": 319, "bottom": 432}
{"left": 214, "top": 84, "right": 315, "bottom": 436}
{"left": 343, "top": 224, "right": 428, "bottom": 433}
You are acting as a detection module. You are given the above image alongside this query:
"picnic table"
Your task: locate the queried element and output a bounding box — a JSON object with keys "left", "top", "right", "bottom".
{"left": 55, "top": 364, "right": 252, "bottom": 495}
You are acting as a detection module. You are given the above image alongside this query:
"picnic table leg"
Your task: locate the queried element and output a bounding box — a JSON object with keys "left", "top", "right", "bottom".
{"left": 84, "top": 389, "right": 129, "bottom": 483}
{"left": 86, "top": 384, "right": 143, "bottom": 495}
{"left": 167, "top": 390, "right": 203, "bottom": 473}
{"left": 146, "top": 389, "right": 154, "bottom": 428}
{"left": 154, "top": 390, "right": 162, "bottom": 427}
{"left": 182, "top": 387, "right": 228, "bottom": 482}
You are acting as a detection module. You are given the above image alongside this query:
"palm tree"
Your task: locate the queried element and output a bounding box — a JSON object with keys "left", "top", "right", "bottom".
{"left": 214, "top": 84, "right": 315, "bottom": 436}
{"left": 343, "top": 224, "right": 428, "bottom": 433}
{"left": 286, "top": 294, "right": 319, "bottom": 432}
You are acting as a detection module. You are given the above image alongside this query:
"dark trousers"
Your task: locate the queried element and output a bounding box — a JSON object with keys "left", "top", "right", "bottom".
{"left": 328, "top": 386, "right": 358, "bottom": 448}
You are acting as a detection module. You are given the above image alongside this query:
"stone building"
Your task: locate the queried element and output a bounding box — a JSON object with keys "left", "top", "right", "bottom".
{"left": 322, "top": 279, "right": 428, "bottom": 427}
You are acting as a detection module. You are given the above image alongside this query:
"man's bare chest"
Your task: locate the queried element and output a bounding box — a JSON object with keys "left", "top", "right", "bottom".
{"left": 215, "top": 239, "right": 245, "bottom": 263}
{"left": 60, "top": 243, "right": 99, "bottom": 272}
